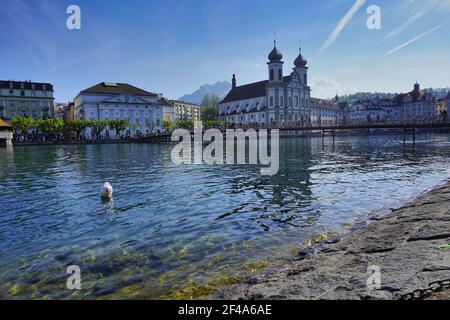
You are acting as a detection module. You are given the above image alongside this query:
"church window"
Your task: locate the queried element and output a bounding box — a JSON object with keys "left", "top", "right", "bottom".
{"left": 280, "top": 97, "right": 284, "bottom": 106}
{"left": 270, "top": 96, "right": 274, "bottom": 107}
{"left": 270, "top": 69, "right": 274, "bottom": 81}
{"left": 304, "top": 74, "right": 307, "bottom": 84}
{"left": 295, "top": 96, "right": 299, "bottom": 107}
{"left": 278, "top": 69, "right": 282, "bottom": 81}
{"left": 289, "top": 97, "right": 292, "bottom": 107}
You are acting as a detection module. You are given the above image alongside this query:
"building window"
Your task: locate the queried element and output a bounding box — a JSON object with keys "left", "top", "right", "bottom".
{"left": 270, "top": 96, "right": 274, "bottom": 107}
{"left": 280, "top": 97, "right": 284, "bottom": 106}
{"left": 295, "top": 96, "right": 299, "bottom": 107}
{"left": 278, "top": 69, "right": 282, "bottom": 81}
{"left": 270, "top": 69, "right": 274, "bottom": 81}
{"left": 304, "top": 74, "right": 307, "bottom": 84}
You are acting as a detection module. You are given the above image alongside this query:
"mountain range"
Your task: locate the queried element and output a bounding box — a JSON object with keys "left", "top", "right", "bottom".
{"left": 178, "top": 81, "right": 231, "bottom": 105}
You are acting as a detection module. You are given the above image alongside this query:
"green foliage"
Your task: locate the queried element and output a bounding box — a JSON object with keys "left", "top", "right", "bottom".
{"left": 201, "top": 93, "right": 221, "bottom": 121}
{"left": 35, "top": 118, "right": 64, "bottom": 135}
{"left": 11, "top": 115, "right": 35, "bottom": 133}
{"left": 163, "top": 120, "right": 172, "bottom": 131}
{"left": 90, "top": 120, "right": 109, "bottom": 138}
{"left": 170, "top": 120, "right": 194, "bottom": 131}
{"left": 169, "top": 120, "right": 232, "bottom": 132}
{"left": 109, "top": 119, "right": 129, "bottom": 134}
{"left": 65, "top": 119, "right": 90, "bottom": 139}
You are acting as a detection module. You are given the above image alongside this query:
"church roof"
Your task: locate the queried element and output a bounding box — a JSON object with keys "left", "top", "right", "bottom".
{"left": 80, "top": 82, "right": 157, "bottom": 97}
{"left": 0, "top": 119, "right": 12, "bottom": 128}
{"left": 268, "top": 46, "right": 283, "bottom": 62}
{"left": 310, "top": 98, "right": 339, "bottom": 110}
{"left": 221, "top": 76, "right": 292, "bottom": 104}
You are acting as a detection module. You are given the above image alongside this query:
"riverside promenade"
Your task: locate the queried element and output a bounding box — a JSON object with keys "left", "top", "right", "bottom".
{"left": 208, "top": 181, "right": 450, "bottom": 300}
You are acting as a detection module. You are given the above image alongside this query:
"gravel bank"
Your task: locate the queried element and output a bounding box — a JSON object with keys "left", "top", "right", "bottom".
{"left": 207, "top": 182, "right": 450, "bottom": 300}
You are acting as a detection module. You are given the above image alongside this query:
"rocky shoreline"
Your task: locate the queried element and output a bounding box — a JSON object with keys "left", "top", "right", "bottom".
{"left": 206, "top": 181, "right": 450, "bottom": 300}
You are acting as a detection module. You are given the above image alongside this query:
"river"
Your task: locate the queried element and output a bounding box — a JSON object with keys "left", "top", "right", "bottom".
{"left": 1, "top": 133, "right": 450, "bottom": 299}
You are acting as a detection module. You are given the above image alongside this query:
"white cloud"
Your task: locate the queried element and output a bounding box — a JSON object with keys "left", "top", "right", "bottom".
{"left": 318, "top": 0, "right": 366, "bottom": 54}
{"left": 311, "top": 77, "right": 357, "bottom": 99}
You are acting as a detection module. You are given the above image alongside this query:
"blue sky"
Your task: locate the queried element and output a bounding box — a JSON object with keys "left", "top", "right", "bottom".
{"left": 1, "top": 0, "right": 449, "bottom": 101}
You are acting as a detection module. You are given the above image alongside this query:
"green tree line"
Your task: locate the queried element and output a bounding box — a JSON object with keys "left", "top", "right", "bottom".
{"left": 11, "top": 116, "right": 129, "bottom": 140}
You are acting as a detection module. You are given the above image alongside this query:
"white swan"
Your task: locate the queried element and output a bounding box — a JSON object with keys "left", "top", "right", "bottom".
{"left": 100, "top": 182, "right": 113, "bottom": 199}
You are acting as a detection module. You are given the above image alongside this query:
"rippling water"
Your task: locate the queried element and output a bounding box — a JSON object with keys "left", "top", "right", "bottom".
{"left": 1, "top": 133, "right": 450, "bottom": 299}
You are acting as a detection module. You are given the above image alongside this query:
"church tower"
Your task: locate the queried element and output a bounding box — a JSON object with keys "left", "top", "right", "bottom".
{"left": 268, "top": 40, "right": 284, "bottom": 84}
{"left": 293, "top": 46, "right": 308, "bottom": 85}
{"left": 292, "top": 44, "right": 311, "bottom": 125}
{"left": 267, "top": 40, "right": 284, "bottom": 124}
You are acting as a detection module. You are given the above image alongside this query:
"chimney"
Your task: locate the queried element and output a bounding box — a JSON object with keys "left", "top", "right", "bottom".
{"left": 232, "top": 74, "right": 237, "bottom": 89}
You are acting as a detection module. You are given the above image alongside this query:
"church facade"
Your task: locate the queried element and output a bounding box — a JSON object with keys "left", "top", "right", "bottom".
{"left": 218, "top": 42, "right": 312, "bottom": 127}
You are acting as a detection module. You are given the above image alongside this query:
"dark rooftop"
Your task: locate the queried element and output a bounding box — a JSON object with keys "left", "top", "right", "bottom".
{"left": 80, "top": 82, "right": 157, "bottom": 97}
{"left": 0, "top": 80, "right": 53, "bottom": 91}
{"left": 221, "top": 76, "right": 292, "bottom": 104}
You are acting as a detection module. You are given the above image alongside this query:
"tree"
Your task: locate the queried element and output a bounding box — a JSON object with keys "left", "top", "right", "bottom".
{"left": 201, "top": 93, "right": 221, "bottom": 121}
{"left": 163, "top": 120, "right": 172, "bottom": 132}
{"left": 109, "top": 119, "right": 129, "bottom": 138}
{"left": 65, "top": 119, "right": 89, "bottom": 140}
{"left": 32, "top": 118, "right": 64, "bottom": 139}
{"left": 11, "top": 115, "right": 35, "bottom": 137}
{"left": 90, "top": 120, "right": 108, "bottom": 139}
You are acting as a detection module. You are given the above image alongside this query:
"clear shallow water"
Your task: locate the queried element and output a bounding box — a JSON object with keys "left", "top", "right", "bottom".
{"left": 1, "top": 133, "right": 450, "bottom": 299}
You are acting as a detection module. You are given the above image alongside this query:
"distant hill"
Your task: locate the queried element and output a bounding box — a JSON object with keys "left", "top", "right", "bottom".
{"left": 339, "top": 87, "right": 450, "bottom": 103}
{"left": 179, "top": 81, "right": 231, "bottom": 105}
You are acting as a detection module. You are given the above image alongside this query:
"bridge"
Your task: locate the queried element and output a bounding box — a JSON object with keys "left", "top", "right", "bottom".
{"left": 276, "top": 122, "right": 450, "bottom": 132}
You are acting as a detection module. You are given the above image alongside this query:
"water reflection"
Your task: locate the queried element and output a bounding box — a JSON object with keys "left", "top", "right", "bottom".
{"left": 1, "top": 133, "right": 450, "bottom": 299}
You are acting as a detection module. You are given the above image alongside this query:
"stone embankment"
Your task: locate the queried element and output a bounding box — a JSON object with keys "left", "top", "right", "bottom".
{"left": 208, "top": 182, "right": 450, "bottom": 300}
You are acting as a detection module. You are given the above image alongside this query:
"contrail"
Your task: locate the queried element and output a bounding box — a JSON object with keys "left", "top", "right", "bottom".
{"left": 385, "top": 20, "right": 449, "bottom": 56}
{"left": 385, "top": 11, "right": 427, "bottom": 39}
{"left": 318, "top": 0, "right": 366, "bottom": 54}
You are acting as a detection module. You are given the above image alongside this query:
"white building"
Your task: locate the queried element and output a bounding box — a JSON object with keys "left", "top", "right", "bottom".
{"left": 0, "top": 80, "right": 55, "bottom": 120}
{"left": 170, "top": 100, "right": 201, "bottom": 121}
{"left": 396, "top": 82, "right": 436, "bottom": 123}
{"left": 310, "top": 98, "right": 339, "bottom": 126}
{"left": 349, "top": 102, "right": 386, "bottom": 124}
{"left": 74, "top": 82, "right": 165, "bottom": 137}
{"left": 218, "top": 42, "right": 311, "bottom": 127}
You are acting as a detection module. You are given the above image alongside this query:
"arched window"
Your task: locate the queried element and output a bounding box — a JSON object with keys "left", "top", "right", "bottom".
{"left": 270, "top": 96, "right": 274, "bottom": 107}
{"left": 270, "top": 69, "right": 274, "bottom": 81}
{"left": 278, "top": 69, "right": 282, "bottom": 81}
{"left": 295, "top": 96, "right": 299, "bottom": 107}
{"left": 289, "top": 97, "right": 292, "bottom": 107}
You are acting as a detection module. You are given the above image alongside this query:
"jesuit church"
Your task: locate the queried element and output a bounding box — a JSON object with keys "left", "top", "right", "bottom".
{"left": 219, "top": 41, "right": 312, "bottom": 126}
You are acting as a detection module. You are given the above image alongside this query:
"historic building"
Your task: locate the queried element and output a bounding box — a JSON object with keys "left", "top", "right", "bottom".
{"left": 348, "top": 97, "right": 400, "bottom": 124}
{"left": 0, "top": 80, "right": 55, "bottom": 120}
{"left": 395, "top": 82, "right": 436, "bottom": 123}
{"left": 158, "top": 97, "right": 175, "bottom": 122}
{"left": 170, "top": 100, "right": 201, "bottom": 121}
{"left": 74, "top": 82, "right": 166, "bottom": 137}
{"left": 437, "top": 93, "right": 449, "bottom": 121}
{"left": 218, "top": 42, "right": 311, "bottom": 127}
{"left": 0, "top": 119, "right": 13, "bottom": 147}
{"left": 310, "top": 98, "right": 339, "bottom": 126}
